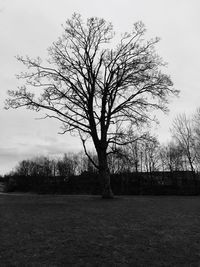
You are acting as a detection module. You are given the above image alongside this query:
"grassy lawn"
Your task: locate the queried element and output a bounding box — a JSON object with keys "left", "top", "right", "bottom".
{"left": 1, "top": 195, "right": 200, "bottom": 266}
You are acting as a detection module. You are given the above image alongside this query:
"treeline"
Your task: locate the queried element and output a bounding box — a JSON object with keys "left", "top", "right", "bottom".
{"left": 3, "top": 109, "right": 200, "bottom": 195}
{"left": 114, "top": 109, "right": 200, "bottom": 174}
{"left": 3, "top": 148, "right": 200, "bottom": 195}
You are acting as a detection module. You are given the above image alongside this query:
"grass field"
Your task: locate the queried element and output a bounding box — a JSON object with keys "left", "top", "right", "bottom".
{"left": 1, "top": 194, "right": 200, "bottom": 266}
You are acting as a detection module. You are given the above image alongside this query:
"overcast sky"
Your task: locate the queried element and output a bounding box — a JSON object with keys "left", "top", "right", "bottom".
{"left": 0, "top": 0, "right": 200, "bottom": 175}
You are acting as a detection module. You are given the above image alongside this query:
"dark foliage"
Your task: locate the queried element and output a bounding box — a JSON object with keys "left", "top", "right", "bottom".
{"left": 4, "top": 171, "right": 200, "bottom": 195}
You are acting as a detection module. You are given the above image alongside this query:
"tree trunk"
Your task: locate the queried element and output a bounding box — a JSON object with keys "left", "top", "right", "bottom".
{"left": 99, "top": 167, "right": 113, "bottom": 199}
{"left": 98, "top": 150, "right": 114, "bottom": 199}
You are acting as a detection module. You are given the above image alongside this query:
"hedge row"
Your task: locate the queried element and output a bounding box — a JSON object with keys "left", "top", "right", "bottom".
{"left": 3, "top": 171, "right": 200, "bottom": 195}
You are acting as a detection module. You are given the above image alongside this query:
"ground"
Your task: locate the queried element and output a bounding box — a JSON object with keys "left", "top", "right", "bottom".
{"left": 1, "top": 194, "right": 200, "bottom": 266}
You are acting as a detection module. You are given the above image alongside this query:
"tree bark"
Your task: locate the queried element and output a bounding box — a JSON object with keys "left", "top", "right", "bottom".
{"left": 98, "top": 150, "right": 114, "bottom": 199}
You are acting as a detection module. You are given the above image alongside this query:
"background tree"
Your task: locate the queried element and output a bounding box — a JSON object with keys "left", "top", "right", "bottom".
{"left": 15, "top": 159, "right": 31, "bottom": 176}
{"left": 108, "top": 132, "right": 159, "bottom": 173}
{"left": 159, "top": 142, "right": 184, "bottom": 172}
{"left": 57, "top": 153, "right": 79, "bottom": 178}
{"left": 142, "top": 135, "right": 160, "bottom": 173}
{"left": 15, "top": 156, "right": 55, "bottom": 177}
{"left": 6, "top": 13, "right": 178, "bottom": 198}
{"left": 171, "top": 114, "right": 196, "bottom": 172}
{"left": 192, "top": 108, "right": 200, "bottom": 171}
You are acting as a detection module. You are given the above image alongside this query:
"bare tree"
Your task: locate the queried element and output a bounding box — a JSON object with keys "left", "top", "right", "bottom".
{"left": 15, "top": 159, "right": 31, "bottom": 176}
{"left": 6, "top": 14, "right": 178, "bottom": 198}
{"left": 192, "top": 108, "right": 200, "bottom": 171}
{"left": 57, "top": 153, "right": 79, "bottom": 177}
{"left": 142, "top": 136, "right": 160, "bottom": 173}
{"left": 111, "top": 131, "right": 157, "bottom": 173}
{"left": 171, "top": 114, "right": 196, "bottom": 172}
{"left": 14, "top": 156, "right": 55, "bottom": 177}
{"left": 159, "top": 142, "right": 184, "bottom": 172}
